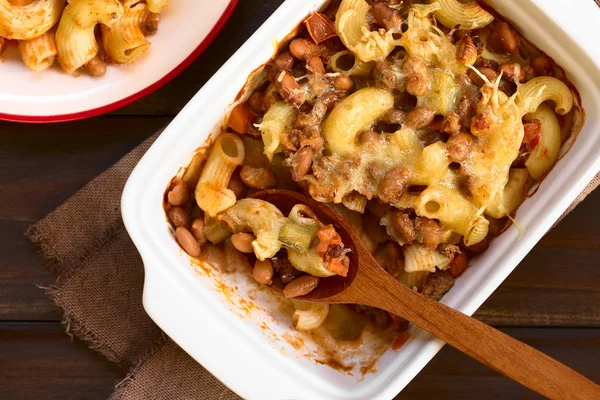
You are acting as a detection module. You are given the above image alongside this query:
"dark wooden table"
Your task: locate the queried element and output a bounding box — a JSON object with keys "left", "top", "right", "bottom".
{"left": 1, "top": 2, "right": 599, "bottom": 399}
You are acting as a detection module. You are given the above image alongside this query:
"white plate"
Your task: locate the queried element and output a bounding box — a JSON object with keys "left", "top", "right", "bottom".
{"left": 0, "top": 0, "right": 238, "bottom": 123}
{"left": 122, "top": 1, "right": 600, "bottom": 399}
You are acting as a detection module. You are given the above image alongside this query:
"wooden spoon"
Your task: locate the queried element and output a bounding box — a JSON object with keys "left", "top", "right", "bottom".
{"left": 251, "top": 189, "right": 600, "bottom": 399}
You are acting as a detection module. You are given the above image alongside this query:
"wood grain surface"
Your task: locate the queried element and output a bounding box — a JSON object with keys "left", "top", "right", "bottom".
{"left": 0, "top": 1, "right": 599, "bottom": 399}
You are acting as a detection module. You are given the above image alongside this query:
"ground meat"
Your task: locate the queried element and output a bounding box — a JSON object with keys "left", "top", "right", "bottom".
{"left": 373, "top": 60, "right": 402, "bottom": 90}
{"left": 438, "top": 244, "right": 461, "bottom": 261}
{"left": 266, "top": 51, "right": 295, "bottom": 81}
{"left": 272, "top": 258, "right": 302, "bottom": 284}
{"left": 378, "top": 167, "right": 410, "bottom": 204}
{"left": 422, "top": 271, "right": 455, "bottom": 301}
{"left": 383, "top": 210, "right": 415, "bottom": 245}
{"left": 415, "top": 217, "right": 444, "bottom": 249}
{"left": 355, "top": 305, "right": 391, "bottom": 328}
{"left": 478, "top": 57, "right": 499, "bottom": 70}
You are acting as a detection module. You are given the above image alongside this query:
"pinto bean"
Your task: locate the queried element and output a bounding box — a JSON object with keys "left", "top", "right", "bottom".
{"left": 176, "top": 227, "right": 201, "bottom": 257}
{"left": 415, "top": 217, "right": 444, "bottom": 249}
{"left": 253, "top": 259, "right": 274, "bottom": 285}
{"left": 190, "top": 219, "right": 207, "bottom": 246}
{"left": 84, "top": 55, "right": 106, "bottom": 77}
{"left": 499, "top": 63, "right": 527, "bottom": 83}
{"left": 402, "top": 57, "right": 428, "bottom": 96}
{"left": 240, "top": 166, "right": 277, "bottom": 189}
{"left": 230, "top": 233, "right": 256, "bottom": 254}
{"left": 359, "top": 130, "right": 380, "bottom": 145}
{"left": 142, "top": 11, "right": 160, "bottom": 35}
{"left": 442, "top": 112, "right": 461, "bottom": 135}
{"left": 167, "top": 207, "right": 190, "bottom": 228}
{"left": 167, "top": 181, "right": 190, "bottom": 206}
{"left": 378, "top": 167, "right": 409, "bottom": 204}
{"left": 531, "top": 56, "right": 553, "bottom": 77}
{"left": 333, "top": 74, "right": 354, "bottom": 91}
{"left": 487, "top": 22, "right": 519, "bottom": 54}
{"left": 283, "top": 275, "right": 320, "bottom": 298}
{"left": 446, "top": 132, "right": 473, "bottom": 162}
{"left": 307, "top": 56, "right": 325, "bottom": 75}
{"left": 405, "top": 106, "right": 435, "bottom": 129}
{"left": 291, "top": 147, "right": 313, "bottom": 181}
{"left": 371, "top": 3, "right": 402, "bottom": 30}
{"left": 289, "top": 38, "right": 320, "bottom": 60}
{"left": 468, "top": 67, "right": 498, "bottom": 87}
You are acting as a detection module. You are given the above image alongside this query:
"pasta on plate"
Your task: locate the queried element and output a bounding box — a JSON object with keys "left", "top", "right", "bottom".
{"left": 165, "top": 0, "right": 583, "bottom": 346}
{"left": 0, "top": 0, "right": 168, "bottom": 76}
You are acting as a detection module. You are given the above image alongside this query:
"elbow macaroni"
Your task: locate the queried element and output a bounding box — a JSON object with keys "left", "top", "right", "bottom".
{"left": 56, "top": 0, "right": 124, "bottom": 74}
{"left": 0, "top": 0, "right": 66, "bottom": 41}
{"left": 102, "top": 2, "right": 150, "bottom": 64}
{"left": 433, "top": 0, "right": 494, "bottom": 30}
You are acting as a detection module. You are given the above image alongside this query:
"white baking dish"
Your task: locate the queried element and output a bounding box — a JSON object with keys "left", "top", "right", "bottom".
{"left": 122, "top": 1, "right": 600, "bottom": 399}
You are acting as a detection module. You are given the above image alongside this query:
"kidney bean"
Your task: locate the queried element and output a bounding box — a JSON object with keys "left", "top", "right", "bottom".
{"left": 291, "top": 147, "right": 313, "bottom": 181}
{"left": 531, "top": 56, "right": 553, "bottom": 77}
{"left": 240, "top": 166, "right": 277, "bottom": 189}
{"left": 333, "top": 75, "right": 354, "bottom": 91}
{"left": 446, "top": 132, "right": 473, "bottom": 162}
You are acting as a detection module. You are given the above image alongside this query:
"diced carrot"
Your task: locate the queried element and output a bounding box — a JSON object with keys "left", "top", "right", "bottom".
{"left": 449, "top": 252, "right": 469, "bottom": 278}
{"left": 227, "top": 103, "right": 254, "bottom": 134}
{"left": 316, "top": 225, "right": 343, "bottom": 258}
{"left": 304, "top": 12, "right": 337, "bottom": 44}
{"left": 523, "top": 121, "right": 542, "bottom": 152}
{"left": 316, "top": 225, "right": 349, "bottom": 277}
{"left": 392, "top": 332, "right": 411, "bottom": 351}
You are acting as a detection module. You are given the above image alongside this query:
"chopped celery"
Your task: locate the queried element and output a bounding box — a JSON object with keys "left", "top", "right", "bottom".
{"left": 278, "top": 220, "right": 318, "bottom": 252}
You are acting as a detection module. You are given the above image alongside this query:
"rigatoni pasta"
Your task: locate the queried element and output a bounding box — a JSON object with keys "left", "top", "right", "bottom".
{"left": 164, "top": 0, "right": 583, "bottom": 345}
{"left": 4, "top": 0, "right": 171, "bottom": 76}
{"left": 18, "top": 30, "right": 57, "bottom": 72}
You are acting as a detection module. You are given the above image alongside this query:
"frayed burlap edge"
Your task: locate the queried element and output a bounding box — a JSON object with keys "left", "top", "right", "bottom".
{"left": 29, "top": 221, "right": 129, "bottom": 365}
{"left": 107, "top": 334, "right": 169, "bottom": 400}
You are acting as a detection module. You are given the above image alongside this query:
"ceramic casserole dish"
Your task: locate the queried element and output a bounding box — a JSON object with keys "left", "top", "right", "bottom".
{"left": 122, "top": 1, "right": 600, "bottom": 398}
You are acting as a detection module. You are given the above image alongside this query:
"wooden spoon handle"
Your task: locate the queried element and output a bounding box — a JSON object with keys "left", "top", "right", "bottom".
{"left": 353, "top": 274, "right": 600, "bottom": 399}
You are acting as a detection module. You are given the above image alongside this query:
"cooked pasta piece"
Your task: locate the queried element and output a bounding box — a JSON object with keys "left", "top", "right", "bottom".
{"left": 432, "top": 0, "right": 494, "bottom": 30}
{"left": 256, "top": 101, "right": 297, "bottom": 160}
{"left": 486, "top": 169, "right": 530, "bottom": 219}
{"left": 414, "top": 186, "right": 483, "bottom": 239}
{"left": 146, "top": 0, "right": 167, "bottom": 13}
{"left": 102, "top": 2, "right": 150, "bottom": 64}
{"left": 219, "top": 199, "right": 286, "bottom": 260}
{"left": 335, "top": 0, "right": 399, "bottom": 62}
{"left": 0, "top": 0, "right": 66, "bottom": 40}
{"left": 403, "top": 244, "right": 450, "bottom": 273}
{"left": 195, "top": 133, "right": 245, "bottom": 217}
{"left": 56, "top": 0, "right": 124, "bottom": 74}
{"left": 328, "top": 50, "right": 374, "bottom": 77}
{"left": 288, "top": 246, "right": 336, "bottom": 277}
{"left": 291, "top": 300, "right": 329, "bottom": 331}
{"left": 517, "top": 76, "right": 574, "bottom": 115}
{"left": 18, "top": 30, "right": 57, "bottom": 72}
{"left": 322, "top": 87, "right": 394, "bottom": 156}
{"left": 525, "top": 104, "right": 562, "bottom": 180}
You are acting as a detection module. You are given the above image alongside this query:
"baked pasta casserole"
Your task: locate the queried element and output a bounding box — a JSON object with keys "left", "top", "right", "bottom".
{"left": 164, "top": 0, "right": 582, "bottom": 341}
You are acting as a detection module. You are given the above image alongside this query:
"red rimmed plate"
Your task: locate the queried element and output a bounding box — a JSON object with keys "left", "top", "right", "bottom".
{"left": 0, "top": 0, "right": 238, "bottom": 123}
